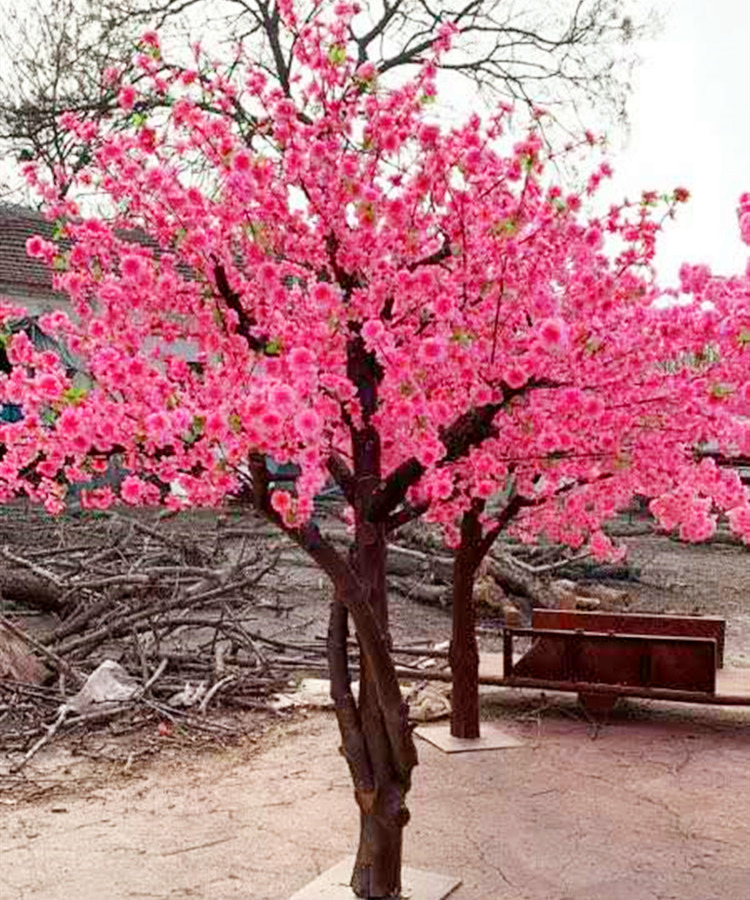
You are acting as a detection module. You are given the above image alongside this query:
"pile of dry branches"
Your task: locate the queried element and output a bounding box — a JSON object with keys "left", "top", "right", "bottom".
{"left": 0, "top": 504, "right": 295, "bottom": 768}
{"left": 381, "top": 521, "right": 638, "bottom": 618}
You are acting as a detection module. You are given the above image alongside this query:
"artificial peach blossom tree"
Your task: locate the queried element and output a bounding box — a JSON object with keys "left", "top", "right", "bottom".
{"left": 2, "top": 6, "right": 750, "bottom": 895}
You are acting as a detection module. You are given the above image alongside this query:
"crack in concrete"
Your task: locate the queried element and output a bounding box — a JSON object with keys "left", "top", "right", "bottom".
{"left": 461, "top": 824, "right": 518, "bottom": 893}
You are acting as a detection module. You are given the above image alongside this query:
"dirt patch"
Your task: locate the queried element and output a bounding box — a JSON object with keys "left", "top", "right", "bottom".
{"left": 1, "top": 522, "right": 749, "bottom": 897}
{"left": 1, "top": 704, "right": 749, "bottom": 900}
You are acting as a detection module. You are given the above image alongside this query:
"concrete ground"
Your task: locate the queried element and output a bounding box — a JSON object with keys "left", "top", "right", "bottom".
{"left": 1, "top": 694, "right": 749, "bottom": 900}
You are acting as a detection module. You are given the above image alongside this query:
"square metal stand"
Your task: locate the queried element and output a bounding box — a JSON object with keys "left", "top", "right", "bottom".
{"left": 288, "top": 856, "right": 461, "bottom": 899}
{"left": 414, "top": 721, "right": 523, "bottom": 754}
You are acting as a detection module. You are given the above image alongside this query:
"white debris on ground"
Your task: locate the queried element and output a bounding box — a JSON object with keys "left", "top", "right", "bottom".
{"left": 63, "top": 660, "right": 139, "bottom": 715}
{"left": 271, "top": 677, "right": 451, "bottom": 722}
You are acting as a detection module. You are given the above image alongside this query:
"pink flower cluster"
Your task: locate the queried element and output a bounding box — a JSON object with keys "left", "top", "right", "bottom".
{"left": 0, "top": 6, "right": 749, "bottom": 559}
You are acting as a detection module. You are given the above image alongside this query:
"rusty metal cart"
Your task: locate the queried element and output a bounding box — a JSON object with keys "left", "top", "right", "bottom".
{"left": 487, "top": 609, "right": 750, "bottom": 714}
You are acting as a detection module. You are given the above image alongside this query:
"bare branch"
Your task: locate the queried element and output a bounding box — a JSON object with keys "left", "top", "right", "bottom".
{"left": 0, "top": 0, "right": 647, "bottom": 195}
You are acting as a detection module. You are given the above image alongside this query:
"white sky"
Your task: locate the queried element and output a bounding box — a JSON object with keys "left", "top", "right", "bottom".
{"left": 601, "top": 0, "right": 750, "bottom": 285}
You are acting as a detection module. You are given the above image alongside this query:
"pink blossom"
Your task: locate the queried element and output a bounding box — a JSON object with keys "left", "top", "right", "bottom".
{"left": 26, "top": 235, "right": 48, "bottom": 258}
{"left": 504, "top": 366, "right": 527, "bottom": 390}
{"left": 727, "top": 504, "right": 750, "bottom": 542}
{"left": 295, "top": 408, "right": 321, "bottom": 438}
{"left": 679, "top": 263, "right": 711, "bottom": 293}
{"left": 37, "top": 459, "right": 60, "bottom": 478}
{"left": 204, "top": 411, "right": 227, "bottom": 440}
{"left": 355, "top": 62, "right": 376, "bottom": 81}
{"left": 475, "top": 479, "right": 495, "bottom": 499}
{"left": 427, "top": 471, "right": 454, "bottom": 501}
{"left": 270, "top": 490, "right": 292, "bottom": 514}
{"left": 289, "top": 347, "right": 314, "bottom": 371}
{"left": 416, "top": 440, "right": 443, "bottom": 467}
{"left": 311, "top": 282, "right": 337, "bottom": 307}
{"left": 419, "top": 124, "right": 440, "bottom": 147}
{"left": 145, "top": 411, "right": 169, "bottom": 438}
{"left": 1, "top": 16, "right": 748, "bottom": 564}
{"left": 418, "top": 336, "right": 446, "bottom": 364}
{"left": 269, "top": 384, "right": 295, "bottom": 411}
{"left": 261, "top": 410, "right": 283, "bottom": 432}
{"left": 582, "top": 396, "right": 604, "bottom": 418}
{"left": 118, "top": 85, "right": 137, "bottom": 110}
{"left": 679, "top": 514, "right": 716, "bottom": 543}
{"left": 584, "top": 226, "right": 603, "bottom": 250}
{"left": 588, "top": 530, "right": 616, "bottom": 561}
{"left": 127, "top": 358, "right": 146, "bottom": 378}
{"left": 257, "top": 262, "right": 277, "bottom": 284}
{"left": 36, "top": 373, "right": 61, "bottom": 398}
{"left": 6, "top": 331, "right": 34, "bottom": 366}
{"left": 81, "top": 487, "right": 115, "bottom": 510}
{"left": 120, "top": 476, "right": 146, "bottom": 504}
{"left": 102, "top": 66, "right": 121, "bottom": 87}
{"left": 361, "top": 319, "right": 385, "bottom": 346}
{"left": 121, "top": 255, "right": 145, "bottom": 280}
{"left": 739, "top": 211, "right": 750, "bottom": 246}
{"left": 0, "top": 302, "right": 29, "bottom": 324}
{"left": 233, "top": 150, "right": 252, "bottom": 173}
{"left": 537, "top": 317, "right": 568, "bottom": 351}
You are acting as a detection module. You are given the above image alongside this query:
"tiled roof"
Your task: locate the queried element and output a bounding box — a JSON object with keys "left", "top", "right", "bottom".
{"left": 0, "top": 202, "right": 59, "bottom": 301}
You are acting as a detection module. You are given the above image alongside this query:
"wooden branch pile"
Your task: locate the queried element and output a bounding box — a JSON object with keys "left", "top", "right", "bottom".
{"left": 380, "top": 521, "right": 638, "bottom": 618}
{"left": 0, "top": 505, "right": 293, "bottom": 767}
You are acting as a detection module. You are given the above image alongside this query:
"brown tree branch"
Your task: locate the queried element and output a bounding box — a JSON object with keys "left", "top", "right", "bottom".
{"left": 212, "top": 260, "right": 268, "bottom": 352}
{"left": 384, "top": 501, "right": 430, "bottom": 534}
{"left": 327, "top": 452, "right": 357, "bottom": 505}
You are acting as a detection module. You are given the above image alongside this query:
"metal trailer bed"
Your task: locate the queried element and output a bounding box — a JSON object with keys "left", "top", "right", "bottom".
{"left": 476, "top": 610, "right": 750, "bottom": 714}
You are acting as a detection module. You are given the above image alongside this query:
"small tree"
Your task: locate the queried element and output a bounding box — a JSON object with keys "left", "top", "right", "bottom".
{"left": 375, "top": 189, "right": 750, "bottom": 740}
{"left": 2, "top": 9, "right": 749, "bottom": 896}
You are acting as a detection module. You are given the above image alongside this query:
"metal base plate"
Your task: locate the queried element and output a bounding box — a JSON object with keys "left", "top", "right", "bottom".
{"left": 288, "top": 856, "right": 461, "bottom": 899}
{"left": 415, "top": 721, "right": 523, "bottom": 754}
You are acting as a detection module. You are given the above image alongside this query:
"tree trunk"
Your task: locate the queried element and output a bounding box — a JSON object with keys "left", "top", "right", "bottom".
{"left": 253, "top": 460, "right": 416, "bottom": 897}
{"left": 351, "top": 649, "right": 406, "bottom": 897}
{"left": 449, "top": 504, "right": 482, "bottom": 739}
{"left": 322, "top": 533, "right": 415, "bottom": 898}
{"left": 349, "top": 450, "right": 409, "bottom": 897}
{"left": 333, "top": 333, "right": 416, "bottom": 898}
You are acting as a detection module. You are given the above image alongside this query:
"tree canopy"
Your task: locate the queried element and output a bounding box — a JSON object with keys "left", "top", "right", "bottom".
{"left": 2, "top": 20, "right": 748, "bottom": 548}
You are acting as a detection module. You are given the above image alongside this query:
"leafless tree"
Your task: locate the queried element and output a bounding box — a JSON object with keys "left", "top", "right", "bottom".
{"left": 0, "top": 0, "right": 651, "bottom": 198}
{"left": 0, "top": 0, "right": 135, "bottom": 197}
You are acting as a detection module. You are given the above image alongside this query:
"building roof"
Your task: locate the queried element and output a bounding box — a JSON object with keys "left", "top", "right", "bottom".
{"left": 0, "top": 202, "right": 60, "bottom": 304}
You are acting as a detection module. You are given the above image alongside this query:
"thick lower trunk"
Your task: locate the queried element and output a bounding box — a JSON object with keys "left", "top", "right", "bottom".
{"left": 328, "top": 568, "right": 411, "bottom": 899}
{"left": 351, "top": 656, "right": 407, "bottom": 898}
{"left": 350, "top": 503, "right": 409, "bottom": 898}
{"left": 351, "top": 799, "right": 404, "bottom": 898}
{"left": 449, "top": 506, "right": 482, "bottom": 740}
{"left": 328, "top": 569, "right": 407, "bottom": 899}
